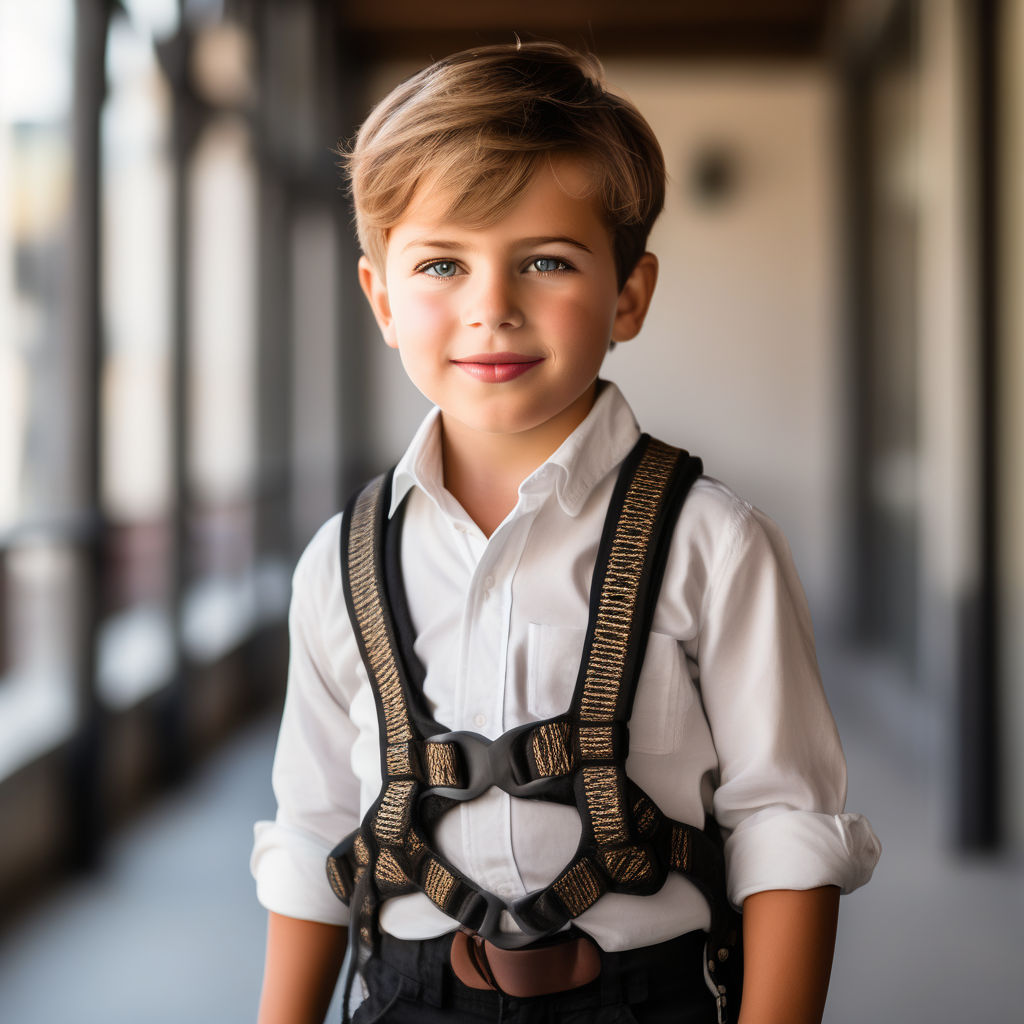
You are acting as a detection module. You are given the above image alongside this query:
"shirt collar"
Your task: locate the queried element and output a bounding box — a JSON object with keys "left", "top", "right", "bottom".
{"left": 390, "top": 405, "right": 445, "bottom": 518}
{"left": 389, "top": 380, "right": 641, "bottom": 519}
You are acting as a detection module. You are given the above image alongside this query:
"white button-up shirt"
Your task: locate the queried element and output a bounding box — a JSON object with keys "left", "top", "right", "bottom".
{"left": 251, "top": 383, "right": 880, "bottom": 951}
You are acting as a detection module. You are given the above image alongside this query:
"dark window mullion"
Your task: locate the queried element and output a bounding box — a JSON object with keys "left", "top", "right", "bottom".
{"left": 957, "top": 0, "right": 1001, "bottom": 851}
{"left": 66, "top": 0, "right": 111, "bottom": 872}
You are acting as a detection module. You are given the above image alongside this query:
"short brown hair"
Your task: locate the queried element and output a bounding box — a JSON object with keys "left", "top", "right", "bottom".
{"left": 343, "top": 41, "right": 665, "bottom": 288}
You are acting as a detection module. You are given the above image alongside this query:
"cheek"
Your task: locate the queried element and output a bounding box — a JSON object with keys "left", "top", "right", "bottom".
{"left": 548, "top": 296, "right": 616, "bottom": 355}
{"left": 392, "top": 291, "right": 451, "bottom": 342}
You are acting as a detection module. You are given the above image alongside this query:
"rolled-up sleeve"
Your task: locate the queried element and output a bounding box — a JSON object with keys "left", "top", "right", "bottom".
{"left": 250, "top": 513, "right": 363, "bottom": 925}
{"left": 696, "top": 499, "right": 881, "bottom": 907}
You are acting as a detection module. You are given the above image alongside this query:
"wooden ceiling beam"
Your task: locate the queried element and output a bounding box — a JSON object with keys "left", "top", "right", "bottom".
{"left": 335, "top": 0, "right": 835, "bottom": 61}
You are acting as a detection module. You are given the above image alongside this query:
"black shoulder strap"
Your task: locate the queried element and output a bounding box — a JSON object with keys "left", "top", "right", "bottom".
{"left": 573, "top": 434, "right": 703, "bottom": 727}
{"left": 348, "top": 435, "right": 704, "bottom": 741}
{"left": 339, "top": 469, "right": 415, "bottom": 751}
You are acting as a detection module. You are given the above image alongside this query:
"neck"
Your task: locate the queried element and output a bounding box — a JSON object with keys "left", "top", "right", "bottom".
{"left": 440, "top": 387, "right": 597, "bottom": 537}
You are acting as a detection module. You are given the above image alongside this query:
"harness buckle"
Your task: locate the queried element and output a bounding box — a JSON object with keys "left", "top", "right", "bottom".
{"left": 423, "top": 724, "right": 559, "bottom": 802}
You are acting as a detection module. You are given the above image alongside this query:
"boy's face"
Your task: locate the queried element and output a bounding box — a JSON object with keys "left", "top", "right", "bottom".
{"left": 359, "top": 156, "right": 657, "bottom": 448}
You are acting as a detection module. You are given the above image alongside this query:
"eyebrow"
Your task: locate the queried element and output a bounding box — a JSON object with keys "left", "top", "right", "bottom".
{"left": 401, "top": 238, "right": 466, "bottom": 253}
{"left": 521, "top": 235, "right": 594, "bottom": 254}
{"left": 401, "top": 235, "right": 594, "bottom": 255}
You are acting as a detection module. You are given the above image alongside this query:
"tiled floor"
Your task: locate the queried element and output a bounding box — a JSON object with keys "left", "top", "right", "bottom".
{"left": 1, "top": 668, "right": 1021, "bottom": 1023}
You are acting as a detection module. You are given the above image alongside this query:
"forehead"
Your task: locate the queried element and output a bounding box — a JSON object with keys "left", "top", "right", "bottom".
{"left": 390, "top": 156, "right": 608, "bottom": 245}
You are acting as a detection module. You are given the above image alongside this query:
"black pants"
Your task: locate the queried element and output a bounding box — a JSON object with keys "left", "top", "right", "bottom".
{"left": 351, "top": 929, "right": 719, "bottom": 1023}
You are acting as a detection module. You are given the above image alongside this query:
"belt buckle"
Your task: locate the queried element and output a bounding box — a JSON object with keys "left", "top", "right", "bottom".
{"left": 450, "top": 928, "right": 602, "bottom": 999}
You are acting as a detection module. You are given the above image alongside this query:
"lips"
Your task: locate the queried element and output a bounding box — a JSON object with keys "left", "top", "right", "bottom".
{"left": 451, "top": 352, "right": 544, "bottom": 383}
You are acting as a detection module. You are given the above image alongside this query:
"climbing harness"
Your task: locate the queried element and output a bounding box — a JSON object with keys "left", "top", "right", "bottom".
{"left": 327, "top": 434, "right": 742, "bottom": 1022}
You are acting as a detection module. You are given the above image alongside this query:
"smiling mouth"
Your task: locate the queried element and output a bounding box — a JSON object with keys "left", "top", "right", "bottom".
{"left": 451, "top": 352, "right": 544, "bottom": 383}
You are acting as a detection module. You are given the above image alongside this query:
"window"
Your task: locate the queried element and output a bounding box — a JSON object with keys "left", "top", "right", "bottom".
{"left": 98, "top": 8, "right": 176, "bottom": 709}
{"left": 0, "top": 0, "right": 79, "bottom": 776}
{"left": 184, "top": 114, "right": 263, "bottom": 660}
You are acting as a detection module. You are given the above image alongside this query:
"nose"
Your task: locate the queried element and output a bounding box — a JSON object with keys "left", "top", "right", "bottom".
{"left": 461, "top": 269, "right": 523, "bottom": 331}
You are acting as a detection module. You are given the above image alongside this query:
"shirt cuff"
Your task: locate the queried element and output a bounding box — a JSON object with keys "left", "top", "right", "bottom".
{"left": 251, "top": 820, "right": 351, "bottom": 926}
{"left": 725, "top": 809, "right": 881, "bottom": 907}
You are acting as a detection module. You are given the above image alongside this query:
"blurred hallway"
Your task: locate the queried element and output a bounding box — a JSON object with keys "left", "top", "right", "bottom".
{"left": 3, "top": 2, "right": 1024, "bottom": 1022}
{"left": 1, "top": 657, "right": 1021, "bottom": 1024}
{"left": 0, "top": 713, "right": 278, "bottom": 1024}
{"left": 820, "top": 651, "right": 1024, "bottom": 1021}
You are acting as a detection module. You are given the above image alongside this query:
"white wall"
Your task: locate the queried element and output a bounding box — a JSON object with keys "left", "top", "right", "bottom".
{"left": 603, "top": 63, "right": 842, "bottom": 627}
{"left": 359, "top": 60, "right": 844, "bottom": 627}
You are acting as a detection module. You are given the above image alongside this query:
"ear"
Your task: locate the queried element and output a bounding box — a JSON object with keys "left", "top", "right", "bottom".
{"left": 611, "top": 252, "right": 658, "bottom": 343}
{"left": 358, "top": 255, "right": 398, "bottom": 349}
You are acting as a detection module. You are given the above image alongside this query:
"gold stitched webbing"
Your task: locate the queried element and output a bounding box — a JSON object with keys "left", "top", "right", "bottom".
{"left": 601, "top": 845, "right": 655, "bottom": 885}
{"left": 579, "top": 724, "right": 615, "bottom": 760}
{"left": 373, "top": 781, "right": 415, "bottom": 844}
{"left": 578, "top": 440, "right": 679, "bottom": 725}
{"left": 566, "top": 440, "right": 681, "bottom": 892}
{"left": 383, "top": 739, "right": 461, "bottom": 786}
{"left": 670, "top": 822, "right": 692, "bottom": 872}
{"left": 331, "top": 442, "right": 724, "bottom": 956}
{"left": 375, "top": 847, "right": 410, "bottom": 889}
{"left": 531, "top": 720, "right": 573, "bottom": 777}
{"left": 632, "top": 791, "right": 659, "bottom": 837}
{"left": 583, "top": 765, "right": 629, "bottom": 844}
{"left": 346, "top": 478, "right": 469, "bottom": 931}
{"left": 425, "top": 741, "right": 461, "bottom": 787}
{"left": 552, "top": 856, "right": 604, "bottom": 916}
{"left": 326, "top": 857, "right": 351, "bottom": 901}
{"left": 354, "top": 833, "right": 370, "bottom": 866}
{"left": 385, "top": 742, "right": 414, "bottom": 777}
{"left": 423, "top": 857, "right": 458, "bottom": 911}
{"left": 347, "top": 478, "right": 414, "bottom": 746}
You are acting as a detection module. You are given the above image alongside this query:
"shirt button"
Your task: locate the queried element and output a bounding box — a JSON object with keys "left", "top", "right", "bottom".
{"left": 483, "top": 575, "right": 495, "bottom": 590}
{"left": 473, "top": 713, "right": 487, "bottom": 728}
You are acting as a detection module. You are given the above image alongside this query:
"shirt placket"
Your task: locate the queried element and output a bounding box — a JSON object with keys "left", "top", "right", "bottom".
{"left": 455, "top": 499, "right": 543, "bottom": 902}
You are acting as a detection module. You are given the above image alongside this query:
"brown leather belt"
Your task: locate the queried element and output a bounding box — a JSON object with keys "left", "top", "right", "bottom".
{"left": 450, "top": 929, "right": 603, "bottom": 999}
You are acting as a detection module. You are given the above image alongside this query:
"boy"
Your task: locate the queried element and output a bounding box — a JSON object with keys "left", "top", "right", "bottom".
{"left": 252, "top": 42, "right": 880, "bottom": 1024}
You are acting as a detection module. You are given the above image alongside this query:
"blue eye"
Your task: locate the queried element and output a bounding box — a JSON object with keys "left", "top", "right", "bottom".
{"left": 530, "top": 257, "right": 568, "bottom": 273}
{"left": 423, "top": 261, "right": 458, "bottom": 278}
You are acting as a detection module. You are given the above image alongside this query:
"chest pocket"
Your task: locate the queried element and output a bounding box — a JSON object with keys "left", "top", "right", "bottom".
{"left": 526, "top": 623, "right": 692, "bottom": 755}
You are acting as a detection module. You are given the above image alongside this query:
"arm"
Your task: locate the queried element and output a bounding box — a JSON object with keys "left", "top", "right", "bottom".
{"left": 737, "top": 886, "right": 839, "bottom": 1024}
{"left": 257, "top": 912, "right": 348, "bottom": 1024}
{"left": 686, "top": 495, "right": 878, "bottom": 1014}
{"left": 252, "top": 517, "right": 364, "bottom": 1021}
